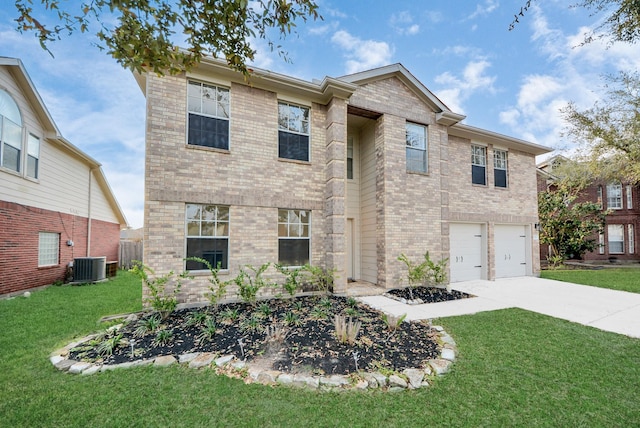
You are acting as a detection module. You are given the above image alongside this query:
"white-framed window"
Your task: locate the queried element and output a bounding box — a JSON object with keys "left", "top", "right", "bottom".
{"left": 493, "top": 149, "right": 508, "bottom": 188}
{"left": 278, "top": 209, "right": 310, "bottom": 267}
{"left": 629, "top": 224, "right": 635, "bottom": 254}
{"left": 38, "top": 232, "right": 59, "bottom": 266}
{"left": 187, "top": 81, "right": 230, "bottom": 150}
{"left": 0, "top": 89, "right": 23, "bottom": 173}
{"left": 597, "top": 185, "right": 603, "bottom": 209}
{"left": 185, "top": 204, "right": 229, "bottom": 270}
{"left": 599, "top": 232, "right": 605, "bottom": 254}
{"left": 278, "top": 101, "right": 310, "bottom": 162}
{"left": 347, "top": 137, "right": 354, "bottom": 179}
{"left": 608, "top": 224, "right": 624, "bottom": 254}
{"left": 607, "top": 183, "right": 622, "bottom": 209}
{"left": 626, "top": 185, "right": 633, "bottom": 209}
{"left": 471, "top": 145, "right": 486, "bottom": 185}
{"left": 405, "top": 122, "right": 427, "bottom": 173}
{"left": 27, "top": 133, "right": 40, "bottom": 179}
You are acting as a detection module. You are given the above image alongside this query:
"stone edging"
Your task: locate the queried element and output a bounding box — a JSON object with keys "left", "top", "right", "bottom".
{"left": 50, "top": 326, "right": 457, "bottom": 392}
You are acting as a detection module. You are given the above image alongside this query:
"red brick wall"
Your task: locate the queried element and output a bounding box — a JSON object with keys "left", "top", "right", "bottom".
{"left": 0, "top": 201, "right": 121, "bottom": 296}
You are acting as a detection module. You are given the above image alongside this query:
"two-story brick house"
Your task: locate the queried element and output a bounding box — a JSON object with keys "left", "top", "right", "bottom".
{"left": 137, "top": 59, "right": 551, "bottom": 303}
{"left": 537, "top": 156, "right": 639, "bottom": 263}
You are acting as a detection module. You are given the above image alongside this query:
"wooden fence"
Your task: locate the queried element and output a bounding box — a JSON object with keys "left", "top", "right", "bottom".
{"left": 119, "top": 241, "right": 143, "bottom": 269}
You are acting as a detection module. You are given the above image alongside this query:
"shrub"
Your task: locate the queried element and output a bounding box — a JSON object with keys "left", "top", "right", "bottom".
{"left": 232, "top": 262, "right": 274, "bottom": 305}
{"left": 185, "top": 257, "right": 230, "bottom": 311}
{"left": 130, "top": 261, "right": 188, "bottom": 319}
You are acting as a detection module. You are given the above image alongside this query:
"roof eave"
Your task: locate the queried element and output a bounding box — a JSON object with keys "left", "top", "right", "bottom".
{"left": 450, "top": 123, "right": 553, "bottom": 156}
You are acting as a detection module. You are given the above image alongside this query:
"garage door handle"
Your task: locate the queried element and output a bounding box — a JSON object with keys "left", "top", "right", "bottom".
{"left": 520, "top": 262, "right": 526, "bottom": 265}
{"left": 475, "top": 265, "right": 482, "bottom": 268}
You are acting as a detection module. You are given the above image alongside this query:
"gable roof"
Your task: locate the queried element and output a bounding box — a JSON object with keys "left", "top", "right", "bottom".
{"left": 337, "top": 63, "right": 467, "bottom": 126}
{"left": 0, "top": 57, "right": 128, "bottom": 227}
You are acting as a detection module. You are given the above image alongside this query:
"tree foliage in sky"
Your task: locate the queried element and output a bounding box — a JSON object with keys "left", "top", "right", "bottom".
{"left": 14, "top": 0, "right": 321, "bottom": 76}
{"left": 511, "top": 1, "right": 640, "bottom": 46}
{"left": 561, "top": 72, "right": 640, "bottom": 184}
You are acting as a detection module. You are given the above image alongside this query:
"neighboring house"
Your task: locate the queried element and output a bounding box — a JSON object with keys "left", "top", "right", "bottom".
{"left": 537, "top": 156, "right": 639, "bottom": 263}
{"left": 136, "top": 59, "right": 551, "bottom": 304}
{"left": 0, "top": 57, "right": 128, "bottom": 297}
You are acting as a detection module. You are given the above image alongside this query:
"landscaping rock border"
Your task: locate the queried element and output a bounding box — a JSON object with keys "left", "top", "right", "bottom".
{"left": 50, "top": 325, "right": 457, "bottom": 392}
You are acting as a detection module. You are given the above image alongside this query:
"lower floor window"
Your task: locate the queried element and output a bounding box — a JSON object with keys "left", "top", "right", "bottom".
{"left": 629, "top": 224, "right": 635, "bottom": 254}
{"left": 38, "top": 232, "right": 59, "bottom": 266}
{"left": 278, "top": 209, "right": 310, "bottom": 266}
{"left": 608, "top": 224, "right": 624, "bottom": 254}
{"left": 185, "top": 204, "right": 229, "bottom": 270}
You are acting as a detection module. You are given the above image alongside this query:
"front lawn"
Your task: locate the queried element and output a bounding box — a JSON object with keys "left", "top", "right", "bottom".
{"left": 1, "top": 271, "right": 639, "bottom": 426}
{"left": 541, "top": 267, "right": 640, "bottom": 293}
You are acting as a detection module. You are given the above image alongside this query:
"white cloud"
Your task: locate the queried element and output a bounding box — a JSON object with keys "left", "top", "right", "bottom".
{"left": 331, "top": 30, "right": 393, "bottom": 74}
{"left": 467, "top": 0, "right": 499, "bottom": 20}
{"left": 434, "top": 60, "right": 496, "bottom": 113}
{"left": 390, "top": 11, "right": 420, "bottom": 35}
{"left": 498, "top": 5, "right": 640, "bottom": 150}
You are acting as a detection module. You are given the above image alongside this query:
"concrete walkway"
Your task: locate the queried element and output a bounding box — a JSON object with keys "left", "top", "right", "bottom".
{"left": 359, "top": 277, "right": 640, "bottom": 339}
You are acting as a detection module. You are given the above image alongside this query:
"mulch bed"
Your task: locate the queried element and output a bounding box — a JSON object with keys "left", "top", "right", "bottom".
{"left": 70, "top": 295, "right": 446, "bottom": 376}
{"left": 386, "top": 286, "right": 473, "bottom": 303}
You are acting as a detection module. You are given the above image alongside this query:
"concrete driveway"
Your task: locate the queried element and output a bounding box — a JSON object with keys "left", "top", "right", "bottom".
{"left": 359, "top": 277, "right": 640, "bottom": 339}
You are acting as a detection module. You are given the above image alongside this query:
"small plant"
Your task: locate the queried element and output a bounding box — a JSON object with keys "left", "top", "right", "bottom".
{"left": 334, "top": 315, "right": 362, "bottom": 345}
{"left": 239, "top": 314, "right": 263, "bottom": 332}
{"left": 346, "top": 296, "right": 358, "bottom": 308}
{"left": 218, "top": 308, "right": 239, "bottom": 324}
{"left": 196, "top": 317, "right": 217, "bottom": 343}
{"left": 291, "top": 299, "right": 304, "bottom": 312}
{"left": 382, "top": 313, "right": 407, "bottom": 332}
{"left": 134, "top": 314, "right": 162, "bottom": 337}
{"left": 309, "top": 306, "right": 330, "bottom": 320}
{"left": 302, "top": 264, "right": 337, "bottom": 294}
{"left": 186, "top": 257, "right": 230, "bottom": 311}
{"left": 397, "top": 251, "right": 449, "bottom": 298}
{"left": 264, "top": 323, "right": 287, "bottom": 343}
{"left": 256, "top": 302, "right": 272, "bottom": 318}
{"left": 152, "top": 329, "right": 174, "bottom": 347}
{"left": 96, "top": 332, "right": 124, "bottom": 357}
{"left": 275, "top": 264, "right": 304, "bottom": 296}
{"left": 185, "top": 310, "right": 209, "bottom": 327}
{"left": 343, "top": 307, "right": 360, "bottom": 317}
{"left": 233, "top": 262, "right": 274, "bottom": 305}
{"left": 318, "top": 296, "right": 333, "bottom": 309}
{"left": 130, "top": 261, "right": 188, "bottom": 319}
{"left": 282, "top": 311, "right": 302, "bottom": 326}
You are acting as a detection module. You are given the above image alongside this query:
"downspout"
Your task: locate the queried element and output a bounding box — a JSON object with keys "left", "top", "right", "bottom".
{"left": 87, "top": 167, "right": 94, "bottom": 256}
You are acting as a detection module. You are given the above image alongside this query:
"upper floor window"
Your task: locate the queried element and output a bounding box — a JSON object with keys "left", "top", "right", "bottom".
{"left": 187, "top": 81, "right": 230, "bottom": 150}
{"left": 185, "top": 204, "right": 229, "bottom": 270}
{"left": 493, "top": 149, "right": 508, "bottom": 188}
{"left": 27, "top": 134, "right": 40, "bottom": 179}
{"left": 278, "top": 209, "right": 310, "bottom": 267}
{"left": 626, "top": 185, "right": 633, "bottom": 209}
{"left": 606, "top": 183, "right": 622, "bottom": 209}
{"left": 406, "top": 122, "right": 427, "bottom": 173}
{"left": 597, "top": 185, "right": 603, "bottom": 209}
{"left": 347, "top": 137, "right": 354, "bottom": 179}
{"left": 471, "top": 145, "right": 486, "bottom": 185}
{"left": 278, "top": 101, "right": 309, "bottom": 162}
{"left": 0, "top": 89, "right": 23, "bottom": 173}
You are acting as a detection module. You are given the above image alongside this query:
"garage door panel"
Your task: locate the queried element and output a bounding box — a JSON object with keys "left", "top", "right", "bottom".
{"left": 495, "top": 225, "right": 527, "bottom": 278}
{"left": 450, "top": 223, "right": 483, "bottom": 282}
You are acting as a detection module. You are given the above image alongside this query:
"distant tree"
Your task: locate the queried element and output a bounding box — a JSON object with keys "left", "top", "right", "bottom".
{"left": 561, "top": 72, "right": 640, "bottom": 184}
{"left": 510, "top": 1, "right": 640, "bottom": 45}
{"left": 14, "top": 0, "right": 321, "bottom": 76}
{"left": 538, "top": 179, "right": 608, "bottom": 267}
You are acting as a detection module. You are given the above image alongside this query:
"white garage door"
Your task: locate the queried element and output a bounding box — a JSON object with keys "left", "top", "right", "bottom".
{"left": 450, "top": 223, "right": 484, "bottom": 282}
{"left": 495, "top": 225, "right": 528, "bottom": 278}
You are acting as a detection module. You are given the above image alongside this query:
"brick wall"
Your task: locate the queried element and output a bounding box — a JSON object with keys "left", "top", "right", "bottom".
{"left": 0, "top": 200, "right": 120, "bottom": 296}
{"left": 144, "top": 74, "right": 331, "bottom": 303}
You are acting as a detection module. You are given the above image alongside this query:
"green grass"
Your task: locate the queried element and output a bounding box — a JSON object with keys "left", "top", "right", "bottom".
{"left": 541, "top": 267, "right": 640, "bottom": 293}
{"left": 1, "top": 271, "right": 639, "bottom": 426}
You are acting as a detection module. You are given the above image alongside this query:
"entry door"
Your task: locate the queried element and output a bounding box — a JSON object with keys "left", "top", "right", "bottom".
{"left": 495, "top": 225, "right": 527, "bottom": 278}
{"left": 450, "top": 223, "right": 484, "bottom": 282}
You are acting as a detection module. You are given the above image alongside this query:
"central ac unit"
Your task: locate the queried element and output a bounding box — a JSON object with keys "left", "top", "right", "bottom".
{"left": 74, "top": 257, "right": 107, "bottom": 282}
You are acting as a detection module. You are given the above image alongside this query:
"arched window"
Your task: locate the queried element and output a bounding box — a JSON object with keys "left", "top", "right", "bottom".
{"left": 0, "top": 89, "right": 23, "bottom": 173}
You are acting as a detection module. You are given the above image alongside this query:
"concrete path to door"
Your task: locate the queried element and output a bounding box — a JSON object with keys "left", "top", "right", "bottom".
{"left": 358, "top": 277, "right": 640, "bottom": 339}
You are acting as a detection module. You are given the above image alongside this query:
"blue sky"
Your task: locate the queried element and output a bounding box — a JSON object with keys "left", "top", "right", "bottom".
{"left": 1, "top": 1, "right": 639, "bottom": 229}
